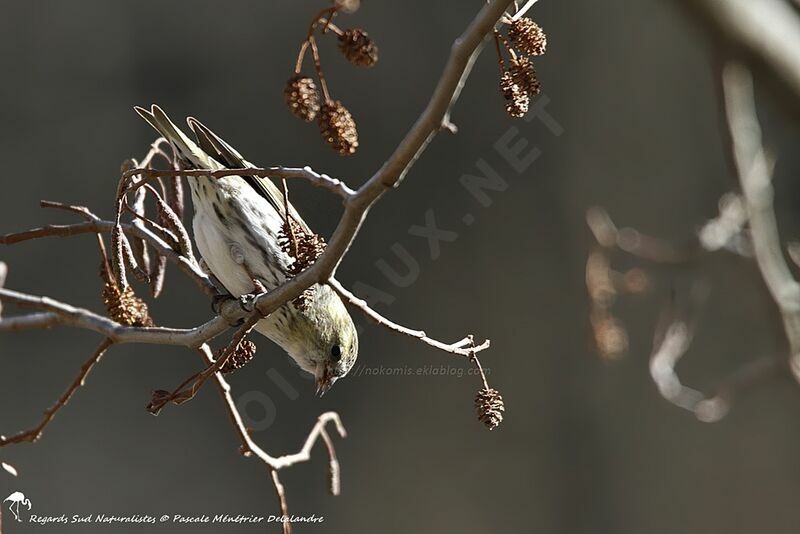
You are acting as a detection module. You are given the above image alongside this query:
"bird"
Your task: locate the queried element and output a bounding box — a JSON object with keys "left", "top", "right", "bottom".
{"left": 135, "top": 105, "right": 358, "bottom": 395}
{"left": 4, "top": 491, "right": 31, "bottom": 522}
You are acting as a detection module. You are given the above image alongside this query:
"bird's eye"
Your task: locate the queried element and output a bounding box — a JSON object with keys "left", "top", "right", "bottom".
{"left": 331, "top": 344, "right": 342, "bottom": 362}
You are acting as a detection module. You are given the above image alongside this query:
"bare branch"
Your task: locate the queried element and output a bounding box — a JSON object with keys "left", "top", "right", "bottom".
{"left": 0, "top": 339, "right": 113, "bottom": 446}
{"left": 722, "top": 61, "right": 800, "bottom": 380}
{"left": 649, "top": 313, "right": 784, "bottom": 423}
{"left": 318, "top": 427, "right": 341, "bottom": 496}
{"left": 148, "top": 317, "right": 260, "bottom": 414}
{"left": 0, "top": 286, "right": 234, "bottom": 346}
{"left": 0, "top": 312, "right": 60, "bottom": 332}
{"left": 124, "top": 166, "right": 356, "bottom": 199}
{"left": 199, "top": 345, "right": 346, "bottom": 472}
{"left": 0, "top": 213, "right": 214, "bottom": 297}
{"left": 328, "top": 279, "right": 490, "bottom": 356}
{"left": 586, "top": 206, "right": 699, "bottom": 264}
{"left": 270, "top": 470, "right": 291, "bottom": 534}
{"left": 510, "top": 0, "right": 543, "bottom": 21}
{"left": 683, "top": 0, "right": 800, "bottom": 102}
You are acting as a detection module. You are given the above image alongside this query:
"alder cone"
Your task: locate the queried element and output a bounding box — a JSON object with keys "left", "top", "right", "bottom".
{"left": 103, "top": 282, "right": 153, "bottom": 327}
{"left": 220, "top": 340, "right": 257, "bottom": 374}
{"left": 318, "top": 101, "right": 359, "bottom": 155}
{"left": 278, "top": 217, "right": 327, "bottom": 310}
{"left": 500, "top": 72, "right": 529, "bottom": 118}
{"left": 475, "top": 387, "right": 505, "bottom": 430}
{"left": 338, "top": 28, "right": 379, "bottom": 67}
{"left": 285, "top": 75, "right": 321, "bottom": 122}
{"left": 509, "top": 56, "right": 541, "bottom": 96}
{"left": 508, "top": 17, "right": 547, "bottom": 57}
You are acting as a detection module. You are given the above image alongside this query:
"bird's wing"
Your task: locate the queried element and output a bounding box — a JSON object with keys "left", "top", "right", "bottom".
{"left": 186, "top": 117, "right": 311, "bottom": 233}
{"left": 134, "top": 105, "right": 224, "bottom": 171}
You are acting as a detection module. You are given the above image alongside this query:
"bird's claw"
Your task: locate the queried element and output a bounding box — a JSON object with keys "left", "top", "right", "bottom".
{"left": 239, "top": 279, "right": 268, "bottom": 316}
{"left": 239, "top": 293, "right": 257, "bottom": 313}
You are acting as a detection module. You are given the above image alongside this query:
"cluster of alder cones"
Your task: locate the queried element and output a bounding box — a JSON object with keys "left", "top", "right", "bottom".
{"left": 278, "top": 215, "right": 327, "bottom": 310}
{"left": 284, "top": 4, "right": 378, "bottom": 155}
{"left": 495, "top": 17, "right": 547, "bottom": 118}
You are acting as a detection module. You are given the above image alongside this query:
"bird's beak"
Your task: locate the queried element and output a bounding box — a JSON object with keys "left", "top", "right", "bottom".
{"left": 315, "top": 363, "right": 334, "bottom": 397}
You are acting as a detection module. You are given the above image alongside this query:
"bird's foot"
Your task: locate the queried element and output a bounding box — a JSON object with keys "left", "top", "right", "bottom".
{"left": 212, "top": 293, "right": 247, "bottom": 326}
{"left": 239, "top": 280, "right": 268, "bottom": 315}
{"left": 239, "top": 293, "right": 257, "bottom": 313}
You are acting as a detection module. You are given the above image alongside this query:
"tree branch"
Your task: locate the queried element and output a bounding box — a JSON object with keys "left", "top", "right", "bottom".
{"left": 218, "top": 0, "right": 515, "bottom": 323}
{"left": 0, "top": 339, "right": 113, "bottom": 446}
{"left": 124, "top": 166, "right": 356, "bottom": 199}
{"left": 0, "top": 286, "right": 238, "bottom": 346}
{"left": 328, "top": 279, "right": 490, "bottom": 356}
{"left": 199, "top": 345, "right": 347, "bottom": 468}
{"left": 722, "top": 61, "right": 800, "bottom": 380}
{"left": 0, "top": 1, "right": 515, "bottom": 526}
{"left": 0, "top": 208, "right": 215, "bottom": 297}
{"left": 682, "top": 0, "right": 800, "bottom": 104}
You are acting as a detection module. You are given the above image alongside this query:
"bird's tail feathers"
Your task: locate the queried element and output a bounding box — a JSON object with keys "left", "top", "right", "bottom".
{"left": 134, "top": 104, "right": 214, "bottom": 169}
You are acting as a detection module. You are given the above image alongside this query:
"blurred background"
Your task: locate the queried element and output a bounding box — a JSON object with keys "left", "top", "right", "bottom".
{"left": 2, "top": 0, "right": 800, "bottom": 532}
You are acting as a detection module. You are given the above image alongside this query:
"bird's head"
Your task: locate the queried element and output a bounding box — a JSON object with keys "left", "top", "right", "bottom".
{"left": 283, "top": 285, "right": 358, "bottom": 395}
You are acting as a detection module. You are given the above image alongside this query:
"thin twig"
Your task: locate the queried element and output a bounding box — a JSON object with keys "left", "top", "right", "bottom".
{"left": 148, "top": 317, "right": 259, "bottom": 414}
{"left": 585, "top": 206, "right": 699, "bottom": 264}
{"left": 0, "top": 312, "right": 60, "bottom": 332}
{"left": 0, "top": 286, "right": 232, "bottom": 346}
{"left": 318, "top": 427, "right": 341, "bottom": 496}
{"left": 328, "top": 278, "right": 490, "bottom": 356}
{"left": 510, "top": 0, "right": 542, "bottom": 21}
{"left": 123, "top": 166, "right": 355, "bottom": 198}
{"left": 271, "top": 469, "right": 291, "bottom": 534}
{"left": 200, "top": 345, "right": 347, "bottom": 472}
{"left": 0, "top": 339, "right": 113, "bottom": 446}
{"left": 0, "top": 214, "right": 213, "bottom": 296}
{"left": 649, "top": 313, "right": 783, "bottom": 423}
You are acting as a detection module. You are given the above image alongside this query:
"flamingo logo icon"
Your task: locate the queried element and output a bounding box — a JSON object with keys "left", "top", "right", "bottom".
{"left": 3, "top": 491, "right": 31, "bottom": 522}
